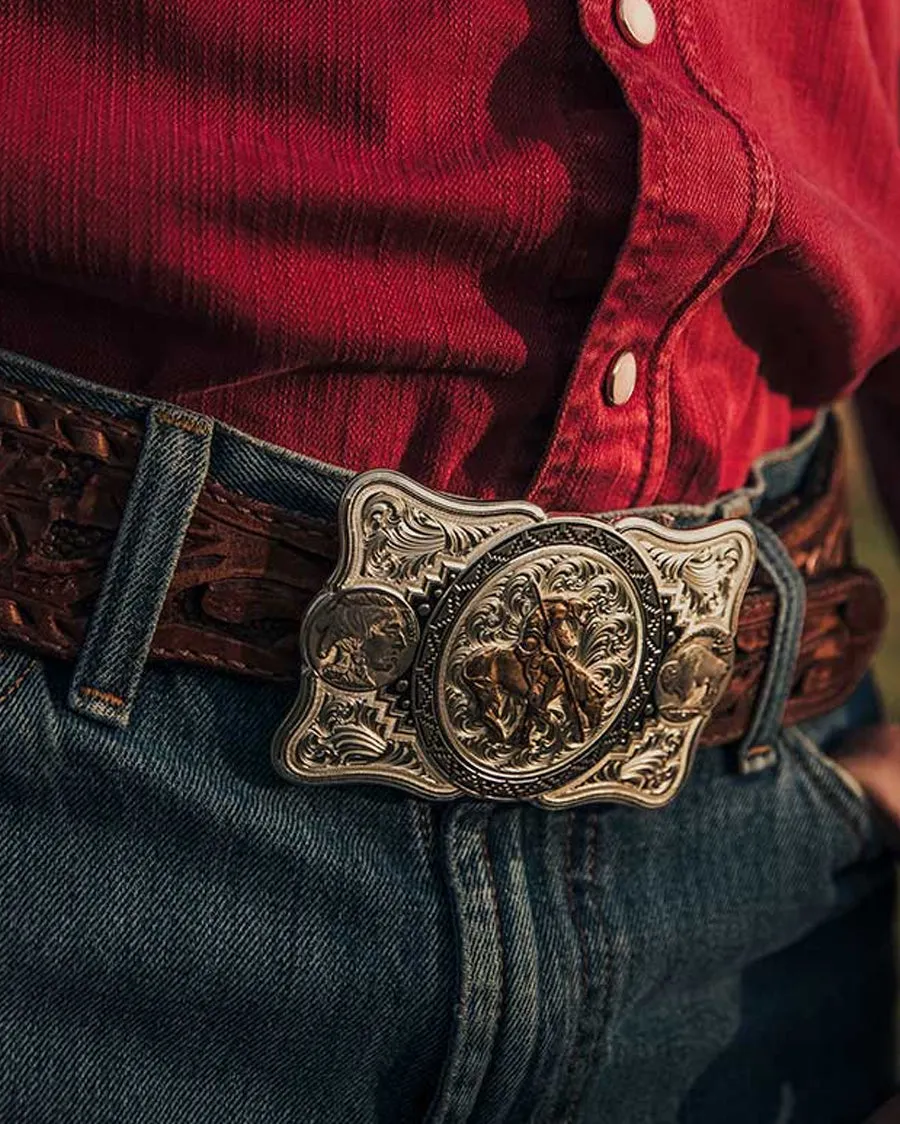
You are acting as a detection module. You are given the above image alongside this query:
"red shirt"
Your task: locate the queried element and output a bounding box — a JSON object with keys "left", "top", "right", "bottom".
{"left": 0, "top": 1, "right": 898, "bottom": 514}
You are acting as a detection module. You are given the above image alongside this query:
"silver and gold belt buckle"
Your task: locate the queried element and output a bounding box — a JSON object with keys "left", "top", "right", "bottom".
{"left": 273, "top": 472, "right": 757, "bottom": 809}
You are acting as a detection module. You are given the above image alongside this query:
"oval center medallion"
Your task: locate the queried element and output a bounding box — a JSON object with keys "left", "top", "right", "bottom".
{"left": 412, "top": 520, "right": 664, "bottom": 799}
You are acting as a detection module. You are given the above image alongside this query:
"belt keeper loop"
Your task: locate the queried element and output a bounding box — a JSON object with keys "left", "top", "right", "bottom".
{"left": 735, "top": 519, "right": 807, "bottom": 775}
{"left": 68, "top": 404, "right": 213, "bottom": 729}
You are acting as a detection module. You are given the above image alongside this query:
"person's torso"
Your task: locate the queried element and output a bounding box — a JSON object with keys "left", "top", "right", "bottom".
{"left": 0, "top": 0, "right": 898, "bottom": 510}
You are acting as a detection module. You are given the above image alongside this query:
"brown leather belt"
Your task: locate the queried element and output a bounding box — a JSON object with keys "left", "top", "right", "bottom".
{"left": 0, "top": 382, "right": 886, "bottom": 751}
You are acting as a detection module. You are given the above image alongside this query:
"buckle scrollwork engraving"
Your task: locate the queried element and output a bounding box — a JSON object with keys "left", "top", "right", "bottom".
{"left": 273, "top": 471, "right": 757, "bottom": 808}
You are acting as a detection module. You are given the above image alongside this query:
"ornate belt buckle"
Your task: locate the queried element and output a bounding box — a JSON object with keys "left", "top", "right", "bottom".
{"left": 273, "top": 472, "right": 757, "bottom": 808}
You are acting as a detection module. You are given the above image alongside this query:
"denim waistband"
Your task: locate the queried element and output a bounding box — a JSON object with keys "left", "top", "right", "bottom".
{"left": 0, "top": 347, "right": 825, "bottom": 752}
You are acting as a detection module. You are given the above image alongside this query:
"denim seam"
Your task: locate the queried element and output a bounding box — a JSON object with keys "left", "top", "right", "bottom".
{"left": 578, "top": 812, "right": 614, "bottom": 1114}
{"left": 0, "top": 655, "right": 37, "bottom": 708}
{"left": 481, "top": 826, "right": 505, "bottom": 1098}
{"left": 567, "top": 816, "right": 590, "bottom": 1001}
{"left": 410, "top": 799, "right": 437, "bottom": 868}
{"left": 558, "top": 814, "right": 591, "bottom": 1124}
{"left": 428, "top": 806, "right": 504, "bottom": 1124}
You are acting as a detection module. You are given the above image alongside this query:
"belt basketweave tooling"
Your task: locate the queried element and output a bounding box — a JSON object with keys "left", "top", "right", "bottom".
{"left": 0, "top": 383, "right": 886, "bottom": 808}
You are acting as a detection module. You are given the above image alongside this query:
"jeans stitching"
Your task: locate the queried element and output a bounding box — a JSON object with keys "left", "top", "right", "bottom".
{"left": 0, "top": 653, "right": 37, "bottom": 708}
{"left": 78, "top": 685, "right": 126, "bottom": 707}
{"left": 558, "top": 813, "right": 591, "bottom": 1123}
{"left": 480, "top": 823, "right": 505, "bottom": 1069}
{"left": 156, "top": 411, "right": 211, "bottom": 436}
{"left": 410, "top": 799, "right": 437, "bottom": 867}
{"left": 581, "top": 812, "right": 613, "bottom": 1117}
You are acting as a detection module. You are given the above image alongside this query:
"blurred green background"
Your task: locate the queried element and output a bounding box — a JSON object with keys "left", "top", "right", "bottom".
{"left": 842, "top": 404, "right": 900, "bottom": 721}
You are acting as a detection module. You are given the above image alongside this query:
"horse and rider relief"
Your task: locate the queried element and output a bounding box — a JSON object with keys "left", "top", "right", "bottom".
{"left": 443, "top": 552, "right": 640, "bottom": 772}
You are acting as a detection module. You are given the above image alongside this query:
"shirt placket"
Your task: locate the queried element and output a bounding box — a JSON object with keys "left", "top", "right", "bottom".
{"left": 527, "top": 0, "right": 775, "bottom": 515}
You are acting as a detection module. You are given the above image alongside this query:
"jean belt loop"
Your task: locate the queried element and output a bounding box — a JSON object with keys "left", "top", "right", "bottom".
{"left": 735, "top": 519, "right": 807, "bottom": 774}
{"left": 68, "top": 404, "right": 213, "bottom": 729}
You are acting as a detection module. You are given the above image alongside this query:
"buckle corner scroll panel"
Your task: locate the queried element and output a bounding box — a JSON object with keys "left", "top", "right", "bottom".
{"left": 273, "top": 472, "right": 758, "bottom": 810}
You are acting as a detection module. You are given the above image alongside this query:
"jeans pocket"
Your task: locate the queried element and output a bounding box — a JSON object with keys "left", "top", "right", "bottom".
{"left": 782, "top": 723, "right": 876, "bottom": 838}
{"left": 779, "top": 675, "right": 884, "bottom": 850}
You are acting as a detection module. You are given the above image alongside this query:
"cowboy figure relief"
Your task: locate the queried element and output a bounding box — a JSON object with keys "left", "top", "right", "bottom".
{"left": 462, "top": 595, "right": 609, "bottom": 753}
{"left": 444, "top": 553, "right": 641, "bottom": 773}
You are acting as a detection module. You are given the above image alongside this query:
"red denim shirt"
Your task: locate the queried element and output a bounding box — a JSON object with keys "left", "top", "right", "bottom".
{"left": 0, "top": 1, "right": 898, "bottom": 515}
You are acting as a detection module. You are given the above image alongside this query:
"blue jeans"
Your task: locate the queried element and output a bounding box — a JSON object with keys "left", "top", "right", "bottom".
{"left": 0, "top": 350, "right": 894, "bottom": 1123}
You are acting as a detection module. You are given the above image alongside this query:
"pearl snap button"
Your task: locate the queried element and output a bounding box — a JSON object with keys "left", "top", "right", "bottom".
{"left": 616, "top": 0, "right": 658, "bottom": 47}
{"left": 604, "top": 351, "right": 637, "bottom": 406}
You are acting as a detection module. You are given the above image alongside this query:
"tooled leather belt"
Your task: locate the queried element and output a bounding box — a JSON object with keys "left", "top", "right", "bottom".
{"left": 0, "top": 382, "right": 886, "bottom": 806}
